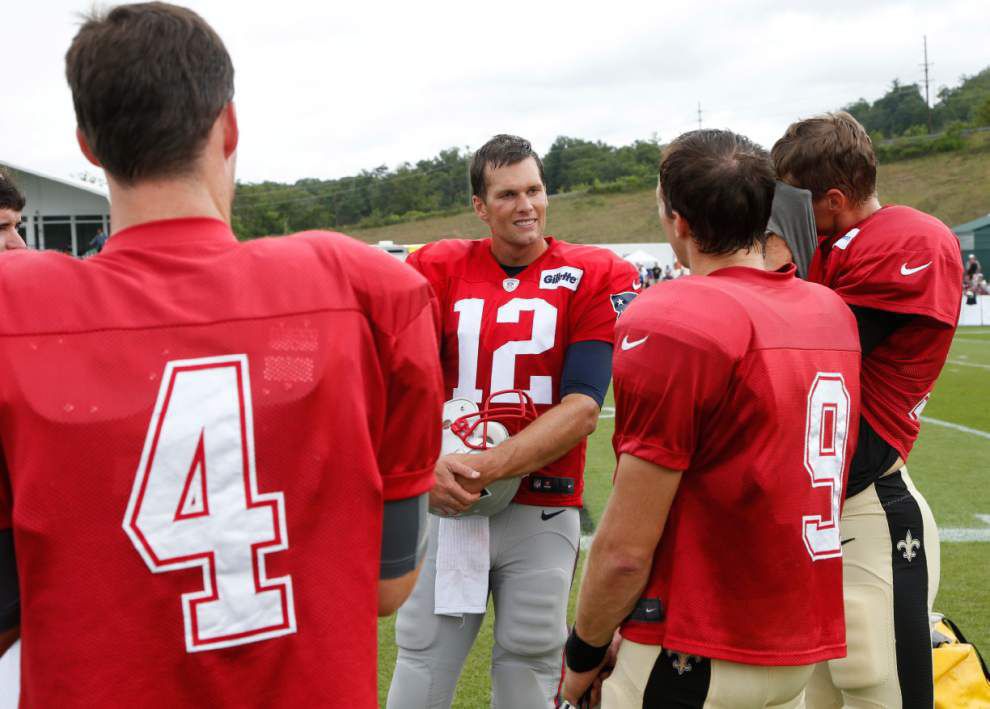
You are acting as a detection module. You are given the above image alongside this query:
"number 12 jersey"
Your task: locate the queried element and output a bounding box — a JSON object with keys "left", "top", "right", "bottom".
{"left": 407, "top": 236, "right": 639, "bottom": 507}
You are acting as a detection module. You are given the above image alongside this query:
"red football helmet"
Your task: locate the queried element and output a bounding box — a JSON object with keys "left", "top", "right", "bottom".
{"left": 449, "top": 389, "right": 538, "bottom": 451}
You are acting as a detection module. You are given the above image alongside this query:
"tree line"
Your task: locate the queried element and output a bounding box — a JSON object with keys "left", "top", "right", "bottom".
{"left": 233, "top": 66, "right": 990, "bottom": 240}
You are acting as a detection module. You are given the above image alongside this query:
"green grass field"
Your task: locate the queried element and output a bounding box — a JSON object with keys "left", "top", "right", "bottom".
{"left": 376, "top": 327, "right": 990, "bottom": 707}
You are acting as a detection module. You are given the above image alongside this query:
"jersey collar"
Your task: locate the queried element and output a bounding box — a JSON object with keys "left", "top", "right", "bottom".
{"left": 818, "top": 206, "right": 890, "bottom": 253}
{"left": 483, "top": 236, "right": 559, "bottom": 279}
{"left": 102, "top": 217, "right": 237, "bottom": 255}
{"left": 709, "top": 263, "right": 798, "bottom": 282}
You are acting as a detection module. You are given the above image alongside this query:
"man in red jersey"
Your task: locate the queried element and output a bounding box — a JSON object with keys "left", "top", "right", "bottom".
{"left": 387, "top": 135, "right": 640, "bottom": 708}
{"left": 562, "top": 129, "right": 862, "bottom": 708}
{"left": 772, "top": 112, "right": 963, "bottom": 709}
{"left": 0, "top": 4, "right": 441, "bottom": 707}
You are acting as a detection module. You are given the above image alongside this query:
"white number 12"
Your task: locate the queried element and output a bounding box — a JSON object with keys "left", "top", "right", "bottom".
{"left": 123, "top": 355, "right": 296, "bottom": 653}
{"left": 453, "top": 297, "right": 558, "bottom": 404}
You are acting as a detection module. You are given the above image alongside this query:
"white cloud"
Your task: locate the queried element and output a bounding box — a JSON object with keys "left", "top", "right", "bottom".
{"left": 4, "top": 0, "right": 988, "bottom": 184}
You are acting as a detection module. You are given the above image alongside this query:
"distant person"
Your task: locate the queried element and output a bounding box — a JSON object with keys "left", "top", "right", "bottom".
{"left": 662, "top": 264, "right": 673, "bottom": 280}
{"left": 562, "top": 129, "right": 861, "bottom": 708}
{"left": 0, "top": 4, "right": 442, "bottom": 707}
{"left": 967, "top": 253, "right": 982, "bottom": 284}
{"left": 88, "top": 226, "right": 108, "bottom": 253}
{"left": 650, "top": 264, "right": 661, "bottom": 282}
{"left": 0, "top": 169, "right": 27, "bottom": 252}
{"left": 773, "top": 111, "right": 963, "bottom": 709}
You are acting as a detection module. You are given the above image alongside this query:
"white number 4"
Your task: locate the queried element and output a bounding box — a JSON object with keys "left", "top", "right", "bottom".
{"left": 802, "top": 373, "right": 852, "bottom": 561}
{"left": 123, "top": 355, "right": 296, "bottom": 653}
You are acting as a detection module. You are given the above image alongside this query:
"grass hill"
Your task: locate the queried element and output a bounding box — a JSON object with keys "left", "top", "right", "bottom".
{"left": 350, "top": 134, "right": 990, "bottom": 245}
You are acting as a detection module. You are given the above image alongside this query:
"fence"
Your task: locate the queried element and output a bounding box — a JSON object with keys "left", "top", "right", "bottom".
{"left": 959, "top": 295, "right": 990, "bottom": 326}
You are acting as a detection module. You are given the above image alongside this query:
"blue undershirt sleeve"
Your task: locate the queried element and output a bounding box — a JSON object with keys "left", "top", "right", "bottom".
{"left": 560, "top": 340, "right": 613, "bottom": 407}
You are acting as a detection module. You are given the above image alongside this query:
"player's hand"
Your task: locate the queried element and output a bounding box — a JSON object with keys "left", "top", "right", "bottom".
{"left": 561, "top": 630, "right": 621, "bottom": 708}
{"left": 561, "top": 663, "right": 601, "bottom": 708}
{"left": 430, "top": 455, "right": 481, "bottom": 516}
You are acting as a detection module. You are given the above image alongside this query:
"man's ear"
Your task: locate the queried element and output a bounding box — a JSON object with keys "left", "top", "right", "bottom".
{"left": 472, "top": 194, "right": 488, "bottom": 222}
{"left": 76, "top": 128, "right": 102, "bottom": 167}
{"left": 671, "top": 210, "right": 692, "bottom": 242}
{"left": 221, "top": 102, "right": 239, "bottom": 158}
{"left": 823, "top": 188, "right": 848, "bottom": 214}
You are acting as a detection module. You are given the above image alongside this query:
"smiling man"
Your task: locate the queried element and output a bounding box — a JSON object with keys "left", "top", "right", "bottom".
{"left": 387, "top": 135, "right": 639, "bottom": 708}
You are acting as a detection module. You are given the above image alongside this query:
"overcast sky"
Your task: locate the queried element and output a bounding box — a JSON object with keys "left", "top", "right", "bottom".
{"left": 6, "top": 0, "right": 989, "bottom": 185}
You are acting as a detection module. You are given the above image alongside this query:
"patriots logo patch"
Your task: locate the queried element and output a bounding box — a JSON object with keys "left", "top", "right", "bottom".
{"left": 610, "top": 291, "right": 638, "bottom": 316}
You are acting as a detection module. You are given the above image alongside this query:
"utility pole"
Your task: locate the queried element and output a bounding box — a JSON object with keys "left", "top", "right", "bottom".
{"left": 921, "top": 35, "right": 934, "bottom": 134}
{"left": 697, "top": 102, "right": 703, "bottom": 130}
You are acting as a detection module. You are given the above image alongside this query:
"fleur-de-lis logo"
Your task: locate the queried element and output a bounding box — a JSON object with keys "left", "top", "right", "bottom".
{"left": 666, "top": 650, "right": 702, "bottom": 676}
{"left": 897, "top": 530, "right": 921, "bottom": 562}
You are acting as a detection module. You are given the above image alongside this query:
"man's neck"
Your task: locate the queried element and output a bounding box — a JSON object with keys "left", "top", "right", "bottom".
{"left": 107, "top": 174, "right": 231, "bottom": 234}
{"left": 687, "top": 245, "right": 765, "bottom": 277}
{"left": 490, "top": 236, "right": 547, "bottom": 267}
{"left": 834, "top": 195, "right": 882, "bottom": 238}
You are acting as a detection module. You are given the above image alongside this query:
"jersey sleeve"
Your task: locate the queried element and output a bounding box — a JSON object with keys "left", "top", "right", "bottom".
{"left": 375, "top": 296, "right": 443, "bottom": 501}
{"left": 612, "top": 316, "right": 736, "bottom": 472}
{"left": 338, "top": 242, "right": 444, "bottom": 501}
{"left": 569, "top": 254, "right": 641, "bottom": 344}
{"left": 830, "top": 225, "right": 963, "bottom": 326}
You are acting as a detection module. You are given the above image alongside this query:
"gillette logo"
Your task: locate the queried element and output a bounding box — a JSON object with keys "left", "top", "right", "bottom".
{"left": 540, "top": 266, "right": 584, "bottom": 291}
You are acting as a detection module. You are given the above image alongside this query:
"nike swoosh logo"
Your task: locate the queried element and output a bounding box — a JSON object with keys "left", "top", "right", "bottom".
{"left": 900, "top": 262, "right": 932, "bottom": 276}
{"left": 541, "top": 510, "right": 566, "bottom": 521}
{"left": 633, "top": 280, "right": 643, "bottom": 290}
{"left": 841, "top": 537, "right": 856, "bottom": 546}
{"left": 621, "top": 335, "right": 649, "bottom": 351}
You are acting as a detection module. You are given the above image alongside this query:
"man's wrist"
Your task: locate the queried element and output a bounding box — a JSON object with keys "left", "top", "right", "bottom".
{"left": 565, "top": 626, "right": 610, "bottom": 672}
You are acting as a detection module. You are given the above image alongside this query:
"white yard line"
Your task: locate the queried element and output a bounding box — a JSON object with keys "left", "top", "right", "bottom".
{"left": 940, "top": 515, "right": 990, "bottom": 543}
{"left": 947, "top": 359, "right": 990, "bottom": 370}
{"left": 923, "top": 416, "right": 990, "bottom": 440}
{"left": 599, "top": 406, "right": 615, "bottom": 420}
{"left": 954, "top": 338, "right": 990, "bottom": 344}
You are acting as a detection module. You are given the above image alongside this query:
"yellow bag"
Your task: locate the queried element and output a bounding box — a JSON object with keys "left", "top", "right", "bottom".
{"left": 932, "top": 614, "right": 990, "bottom": 709}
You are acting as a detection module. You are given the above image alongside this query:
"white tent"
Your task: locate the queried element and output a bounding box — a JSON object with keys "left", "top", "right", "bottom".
{"left": 621, "top": 249, "right": 660, "bottom": 267}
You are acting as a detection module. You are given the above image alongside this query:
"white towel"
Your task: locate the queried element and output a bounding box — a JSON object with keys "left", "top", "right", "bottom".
{"left": 434, "top": 515, "right": 490, "bottom": 616}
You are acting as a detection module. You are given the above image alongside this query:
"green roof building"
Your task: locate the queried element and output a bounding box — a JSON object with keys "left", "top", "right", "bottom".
{"left": 953, "top": 213, "right": 990, "bottom": 275}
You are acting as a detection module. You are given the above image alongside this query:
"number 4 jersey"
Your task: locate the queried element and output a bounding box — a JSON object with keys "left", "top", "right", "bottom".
{"left": 407, "top": 236, "right": 640, "bottom": 507}
{"left": 0, "top": 218, "right": 442, "bottom": 707}
{"left": 613, "top": 265, "right": 861, "bottom": 665}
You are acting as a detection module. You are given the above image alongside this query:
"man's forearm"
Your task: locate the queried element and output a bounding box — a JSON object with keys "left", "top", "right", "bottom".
{"left": 473, "top": 393, "right": 599, "bottom": 481}
{"left": 574, "top": 537, "right": 651, "bottom": 646}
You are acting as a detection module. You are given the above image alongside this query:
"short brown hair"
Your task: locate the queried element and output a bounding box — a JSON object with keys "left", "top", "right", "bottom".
{"left": 65, "top": 2, "right": 234, "bottom": 184}
{"left": 470, "top": 135, "right": 545, "bottom": 200}
{"left": 658, "top": 129, "right": 775, "bottom": 256}
{"left": 771, "top": 111, "right": 877, "bottom": 204}
{"left": 0, "top": 168, "right": 26, "bottom": 211}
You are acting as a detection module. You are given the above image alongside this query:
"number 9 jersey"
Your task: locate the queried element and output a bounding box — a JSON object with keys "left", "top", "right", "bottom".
{"left": 407, "top": 236, "right": 640, "bottom": 508}
{"left": 613, "top": 265, "right": 862, "bottom": 665}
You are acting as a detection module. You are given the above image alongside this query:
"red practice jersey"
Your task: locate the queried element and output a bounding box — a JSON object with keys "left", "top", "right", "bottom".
{"left": 0, "top": 218, "right": 442, "bottom": 707}
{"left": 408, "top": 237, "right": 639, "bottom": 507}
{"left": 614, "top": 266, "right": 861, "bottom": 666}
{"left": 808, "top": 205, "right": 963, "bottom": 462}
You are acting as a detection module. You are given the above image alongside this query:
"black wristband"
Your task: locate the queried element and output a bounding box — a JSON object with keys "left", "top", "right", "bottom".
{"left": 565, "top": 627, "right": 610, "bottom": 672}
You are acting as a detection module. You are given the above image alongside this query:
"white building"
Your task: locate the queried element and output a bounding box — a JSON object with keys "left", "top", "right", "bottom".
{"left": 1, "top": 159, "right": 110, "bottom": 256}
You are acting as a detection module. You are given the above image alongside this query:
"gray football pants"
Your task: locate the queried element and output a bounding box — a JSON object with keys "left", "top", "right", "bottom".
{"left": 387, "top": 503, "right": 580, "bottom": 709}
